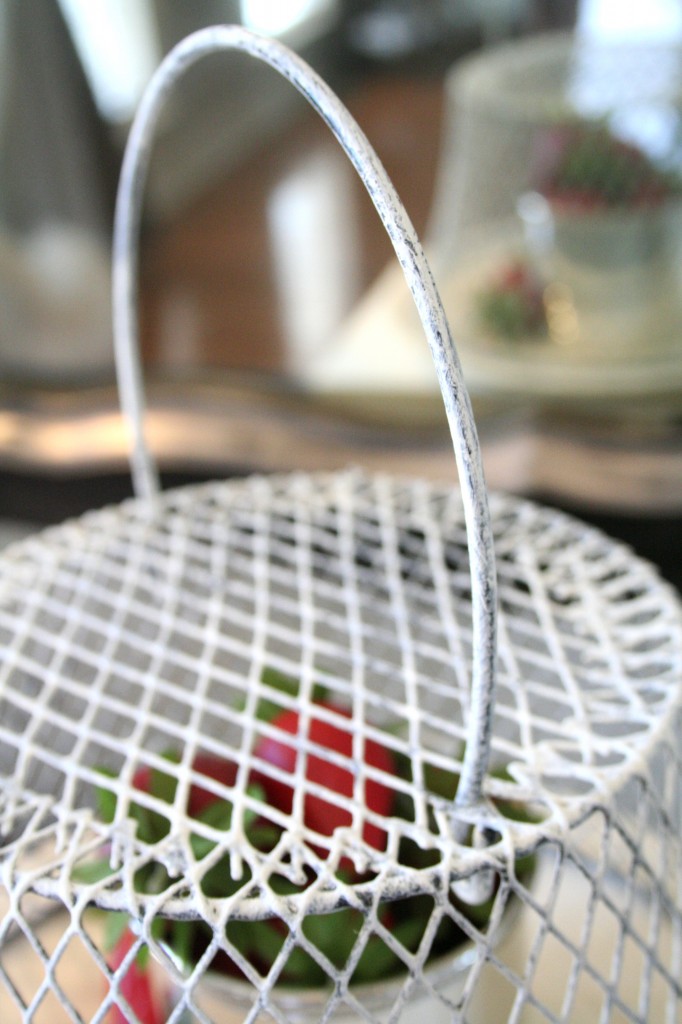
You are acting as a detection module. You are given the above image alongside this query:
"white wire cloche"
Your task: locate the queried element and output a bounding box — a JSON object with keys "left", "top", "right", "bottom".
{"left": 0, "top": 25, "right": 681, "bottom": 1024}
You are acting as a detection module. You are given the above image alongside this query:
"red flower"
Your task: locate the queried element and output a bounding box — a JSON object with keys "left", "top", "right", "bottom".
{"left": 252, "top": 702, "right": 396, "bottom": 853}
{"left": 106, "top": 927, "right": 165, "bottom": 1024}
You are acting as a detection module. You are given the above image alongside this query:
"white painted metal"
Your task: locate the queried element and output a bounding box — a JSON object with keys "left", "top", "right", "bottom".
{"left": 0, "top": 26, "right": 681, "bottom": 1024}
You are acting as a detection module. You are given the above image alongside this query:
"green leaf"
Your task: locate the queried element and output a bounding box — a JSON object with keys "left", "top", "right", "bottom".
{"left": 197, "top": 798, "right": 233, "bottom": 830}
{"left": 267, "top": 871, "right": 307, "bottom": 897}
{"left": 248, "top": 821, "right": 282, "bottom": 848}
{"left": 130, "top": 802, "right": 171, "bottom": 845}
{"left": 256, "top": 666, "right": 328, "bottom": 722}
{"left": 351, "top": 933, "right": 401, "bottom": 983}
{"left": 280, "top": 943, "right": 327, "bottom": 986}
{"left": 136, "top": 944, "right": 150, "bottom": 969}
{"left": 129, "top": 861, "right": 171, "bottom": 900}
{"left": 398, "top": 836, "right": 440, "bottom": 870}
{"left": 228, "top": 918, "right": 284, "bottom": 964}
{"left": 514, "top": 852, "right": 536, "bottom": 884}
{"left": 302, "top": 907, "right": 362, "bottom": 971}
{"left": 94, "top": 768, "right": 118, "bottom": 824}
{"left": 248, "top": 666, "right": 298, "bottom": 723}
{"left": 423, "top": 762, "right": 460, "bottom": 800}
{"left": 190, "top": 808, "right": 232, "bottom": 862}
{"left": 260, "top": 666, "right": 300, "bottom": 696}
{"left": 188, "top": 779, "right": 275, "bottom": 860}
{"left": 243, "top": 781, "right": 265, "bottom": 830}
{"left": 71, "top": 859, "right": 115, "bottom": 885}
{"left": 391, "top": 913, "right": 428, "bottom": 955}
{"left": 199, "top": 855, "right": 250, "bottom": 899}
{"left": 127, "top": 751, "right": 183, "bottom": 843}
{"left": 104, "top": 911, "right": 129, "bottom": 951}
{"left": 94, "top": 765, "right": 175, "bottom": 845}
{"left": 150, "top": 754, "right": 180, "bottom": 805}
{"left": 167, "top": 919, "right": 195, "bottom": 969}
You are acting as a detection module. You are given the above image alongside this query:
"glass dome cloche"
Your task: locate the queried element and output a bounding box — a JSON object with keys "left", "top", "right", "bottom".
{"left": 427, "top": 31, "right": 682, "bottom": 385}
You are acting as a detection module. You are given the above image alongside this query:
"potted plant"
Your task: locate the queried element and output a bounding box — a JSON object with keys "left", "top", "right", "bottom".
{"left": 78, "top": 670, "right": 535, "bottom": 1023}
{"left": 476, "top": 257, "right": 547, "bottom": 342}
{"left": 478, "top": 122, "right": 682, "bottom": 355}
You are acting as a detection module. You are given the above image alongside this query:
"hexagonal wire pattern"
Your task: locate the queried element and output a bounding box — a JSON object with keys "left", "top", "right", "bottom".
{"left": 1, "top": 25, "right": 681, "bottom": 1024}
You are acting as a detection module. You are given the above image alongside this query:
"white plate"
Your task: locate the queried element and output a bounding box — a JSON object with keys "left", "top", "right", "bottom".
{"left": 440, "top": 240, "right": 682, "bottom": 401}
{"left": 307, "top": 248, "right": 682, "bottom": 406}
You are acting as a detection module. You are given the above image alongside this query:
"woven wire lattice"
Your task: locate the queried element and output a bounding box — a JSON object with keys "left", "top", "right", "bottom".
{"left": 1, "top": 24, "right": 682, "bottom": 1024}
{"left": 1, "top": 474, "right": 680, "bottom": 1022}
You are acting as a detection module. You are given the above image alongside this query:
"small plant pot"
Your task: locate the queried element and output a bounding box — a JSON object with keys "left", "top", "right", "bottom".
{"left": 143, "top": 878, "right": 530, "bottom": 1024}
{"left": 545, "top": 200, "right": 682, "bottom": 358}
{"left": 151, "top": 934, "right": 479, "bottom": 1024}
{"left": 516, "top": 190, "right": 679, "bottom": 362}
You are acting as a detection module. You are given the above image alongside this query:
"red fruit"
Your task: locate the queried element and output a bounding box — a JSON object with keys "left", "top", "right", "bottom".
{"left": 252, "top": 702, "right": 396, "bottom": 852}
{"left": 106, "top": 927, "right": 165, "bottom": 1024}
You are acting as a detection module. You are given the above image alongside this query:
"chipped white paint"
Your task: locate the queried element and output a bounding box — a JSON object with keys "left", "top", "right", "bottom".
{"left": 112, "top": 25, "right": 497, "bottom": 824}
{"left": 1, "top": 26, "right": 681, "bottom": 1023}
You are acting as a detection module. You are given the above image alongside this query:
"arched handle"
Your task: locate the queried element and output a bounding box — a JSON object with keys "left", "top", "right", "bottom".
{"left": 112, "top": 25, "right": 497, "bottom": 826}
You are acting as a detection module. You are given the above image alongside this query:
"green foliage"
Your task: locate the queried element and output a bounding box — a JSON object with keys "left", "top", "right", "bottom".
{"left": 83, "top": 669, "right": 536, "bottom": 989}
{"left": 255, "top": 665, "right": 328, "bottom": 721}
{"left": 477, "top": 288, "right": 541, "bottom": 340}
{"left": 541, "top": 124, "right": 682, "bottom": 208}
{"left": 475, "top": 260, "right": 547, "bottom": 342}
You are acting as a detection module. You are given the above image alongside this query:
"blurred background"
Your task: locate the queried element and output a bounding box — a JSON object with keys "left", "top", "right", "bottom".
{"left": 1, "top": 0, "right": 681, "bottom": 588}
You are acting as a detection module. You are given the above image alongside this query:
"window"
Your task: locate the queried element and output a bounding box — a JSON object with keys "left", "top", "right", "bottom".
{"left": 58, "top": 0, "right": 340, "bottom": 124}
{"left": 57, "top": 0, "right": 161, "bottom": 123}
{"left": 240, "top": 0, "right": 338, "bottom": 38}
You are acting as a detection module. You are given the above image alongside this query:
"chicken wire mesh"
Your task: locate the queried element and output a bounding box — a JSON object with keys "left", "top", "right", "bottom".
{"left": 1, "top": 24, "right": 681, "bottom": 1024}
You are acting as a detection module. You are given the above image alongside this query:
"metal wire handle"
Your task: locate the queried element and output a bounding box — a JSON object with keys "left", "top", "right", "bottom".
{"left": 111, "top": 25, "right": 497, "bottom": 824}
